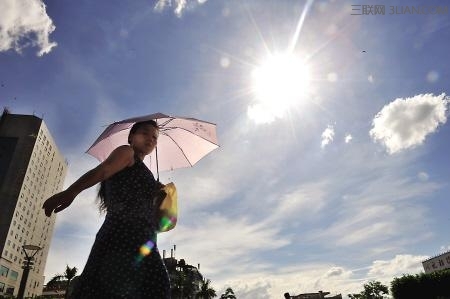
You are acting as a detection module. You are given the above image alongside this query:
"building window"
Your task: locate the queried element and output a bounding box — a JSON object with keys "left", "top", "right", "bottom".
{"left": 5, "top": 286, "right": 14, "bottom": 295}
{"left": 9, "top": 270, "right": 18, "bottom": 280}
{"left": 0, "top": 266, "right": 9, "bottom": 277}
{"left": 0, "top": 282, "right": 5, "bottom": 292}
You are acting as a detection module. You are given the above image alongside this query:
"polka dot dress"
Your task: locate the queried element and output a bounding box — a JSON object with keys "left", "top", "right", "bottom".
{"left": 70, "top": 155, "right": 171, "bottom": 299}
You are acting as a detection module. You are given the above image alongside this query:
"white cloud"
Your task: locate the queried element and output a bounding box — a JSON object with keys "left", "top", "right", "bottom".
{"left": 440, "top": 245, "right": 450, "bottom": 253}
{"left": 321, "top": 125, "right": 335, "bottom": 148}
{"left": 216, "top": 264, "right": 353, "bottom": 299}
{"left": 214, "top": 254, "right": 428, "bottom": 298}
{"left": 367, "top": 254, "right": 427, "bottom": 281}
{"left": 153, "top": 0, "right": 208, "bottom": 17}
{"left": 0, "top": 0, "right": 57, "bottom": 56}
{"left": 370, "top": 93, "right": 449, "bottom": 154}
{"left": 345, "top": 134, "right": 352, "bottom": 143}
{"left": 154, "top": 0, "right": 171, "bottom": 12}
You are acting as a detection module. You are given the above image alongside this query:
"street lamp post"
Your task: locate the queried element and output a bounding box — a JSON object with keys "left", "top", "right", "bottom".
{"left": 17, "top": 244, "right": 42, "bottom": 299}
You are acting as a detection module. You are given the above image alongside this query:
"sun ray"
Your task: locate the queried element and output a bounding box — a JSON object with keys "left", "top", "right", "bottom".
{"left": 288, "top": 0, "right": 316, "bottom": 53}
{"left": 201, "top": 44, "right": 259, "bottom": 69}
{"left": 242, "top": 1, "right": 272, "bottom": 56}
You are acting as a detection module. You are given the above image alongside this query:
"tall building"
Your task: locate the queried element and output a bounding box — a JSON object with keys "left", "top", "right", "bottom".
{"left": 422, "top": 250, "right": 450, "bottom": 274}
{"left": 0, "top": 110, "right": 67, "bottom": 297}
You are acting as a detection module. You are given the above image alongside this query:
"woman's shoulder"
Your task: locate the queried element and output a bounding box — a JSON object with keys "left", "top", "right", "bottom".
{"left": 109, "top": 145, "right": 135, "bottom": 167}
{"left": 114, "top": 144, "right": 134, "bottom": 154}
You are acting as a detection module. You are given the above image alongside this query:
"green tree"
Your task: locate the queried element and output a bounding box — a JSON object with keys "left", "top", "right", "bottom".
{"left": 196, "top": 278, "right": 217, "bottom": 299}
{"left": 46, "top": 265, "right": 78, "bottom": 299}
{"left": 349, "top": 280, "right": 389, "bottom": 299}
{"left": 220, "top": 287, "right": 237, "bottom": 299}
{"left": 391, "top": 269, "right": 450, "bottom": 299}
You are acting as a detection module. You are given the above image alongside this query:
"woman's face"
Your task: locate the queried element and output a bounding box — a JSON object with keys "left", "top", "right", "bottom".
{"left": 129, "top": 124, "right": 159, "bottom": 155}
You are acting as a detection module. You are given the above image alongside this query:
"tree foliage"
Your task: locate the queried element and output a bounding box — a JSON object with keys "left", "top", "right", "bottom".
{"left": 348, "top": 280, "right": 389, "bottom": 299}
{"left": 220, "top": 287, "right": 237, "bottom": 299}
{"left": 196, "top": 278, "right": 217, "bottom": 299}
{"left": 46, "top": 265, "right": 78, "bottom": 299}
{"left": 390, "top": 269, "right": 450, "bottom": 299}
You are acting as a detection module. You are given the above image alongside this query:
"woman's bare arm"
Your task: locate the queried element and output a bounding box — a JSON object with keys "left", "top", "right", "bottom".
{"left": 42, "top": 145, "right": 134, "bottom": 216}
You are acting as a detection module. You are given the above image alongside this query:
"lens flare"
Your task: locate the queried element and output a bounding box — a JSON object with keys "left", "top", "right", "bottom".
{"left": 135, "top": 239, "right": 155, "bottom": 264}
{"left": 159, "top": 215, "right": 177, "bottom": 232}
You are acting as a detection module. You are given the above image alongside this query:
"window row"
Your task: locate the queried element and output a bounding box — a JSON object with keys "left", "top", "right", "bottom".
{"left": 0, "top": 265, "right": 18, "bottom": 281}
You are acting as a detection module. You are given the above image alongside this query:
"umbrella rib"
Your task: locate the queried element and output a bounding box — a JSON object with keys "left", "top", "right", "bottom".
{"left": 161, "top": 132, "right": 194, "bottom": 168}
{"left": 161, "top": 126, "right": 219, "bottom": 146}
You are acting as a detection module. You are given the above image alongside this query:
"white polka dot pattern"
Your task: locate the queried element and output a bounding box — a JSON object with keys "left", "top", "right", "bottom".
{"left": 69, "top": 155, "right": 171, "bottom": 298}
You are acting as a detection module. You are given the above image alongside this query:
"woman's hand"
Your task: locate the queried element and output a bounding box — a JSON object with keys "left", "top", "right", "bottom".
{"left": 42, "top": 190, "right": 76, "bottom": 217}
{"left": 156, "top": 181, "right": 166, "bottom": 190}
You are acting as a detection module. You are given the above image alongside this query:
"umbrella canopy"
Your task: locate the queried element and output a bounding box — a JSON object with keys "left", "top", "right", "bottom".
{"left": 86, "top": 113, "right": 219, "bottom": 177}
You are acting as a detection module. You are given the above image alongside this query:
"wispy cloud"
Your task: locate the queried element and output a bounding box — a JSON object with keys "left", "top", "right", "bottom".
{"left": 307, "top": 172, "right": 440, "bottom": 249}
{"left": 159, "top": 213, "right": 291, "bottom": 278}
{"left": 370, "top": 93, "right": 449, "bottom": 154}
{"left": 417, "top": 171, "right": 429, "bottom": 181}
{"left": 0, "top": 0, "right": 57, "bottom": 56}
{"left": 153, "top": 0, "right": 209, "bottom": 17}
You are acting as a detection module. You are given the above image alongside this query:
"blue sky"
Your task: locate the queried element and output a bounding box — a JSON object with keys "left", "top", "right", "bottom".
{"left": 1, "top": 0, "right": 450, "bottom": 297}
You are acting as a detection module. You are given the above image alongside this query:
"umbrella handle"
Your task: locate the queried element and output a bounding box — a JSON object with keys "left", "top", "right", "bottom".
{"left": 155, "top": 145, "right": 160, "bottom": 182}
{"left": 155, "top": 118, "right": 160, "bottom": 182}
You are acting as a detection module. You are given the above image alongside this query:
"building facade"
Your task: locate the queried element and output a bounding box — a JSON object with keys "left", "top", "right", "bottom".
{"left": 0, "top": 110, "right": 67, "bottom": 297}
{"left": 422, "top": 250, "right": 450, "bottom": 274}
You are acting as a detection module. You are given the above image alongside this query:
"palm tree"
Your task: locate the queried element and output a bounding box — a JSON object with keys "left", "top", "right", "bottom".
{"left": 47, "top": 265, "right": 78, "bottom": 299}
{"left": 220, "top": 287, "right": 236, "bottom": 299}
{"left": 196, "top": 278, "right": 217, "bottom": 299}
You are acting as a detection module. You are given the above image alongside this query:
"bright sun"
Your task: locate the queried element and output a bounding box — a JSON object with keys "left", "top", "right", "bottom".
{"left": 249, "top": 53, "right": 310, "bottom": 123}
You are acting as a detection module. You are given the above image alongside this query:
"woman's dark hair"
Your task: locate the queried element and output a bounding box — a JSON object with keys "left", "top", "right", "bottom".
{"left": 97, "top": 120, "right": 159, "bottom": 213}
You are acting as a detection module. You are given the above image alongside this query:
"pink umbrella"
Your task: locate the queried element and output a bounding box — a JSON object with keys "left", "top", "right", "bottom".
{"left": 86, "top": 113, "right": 219, "bottom": 179}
